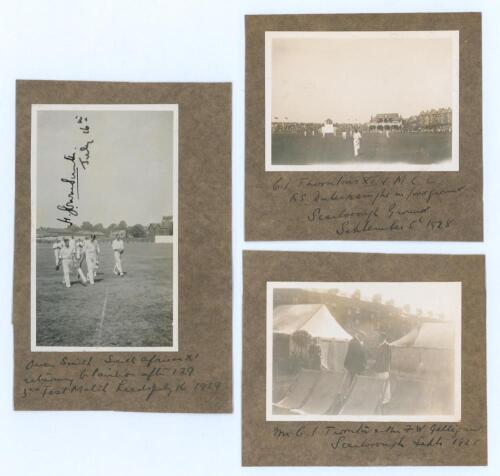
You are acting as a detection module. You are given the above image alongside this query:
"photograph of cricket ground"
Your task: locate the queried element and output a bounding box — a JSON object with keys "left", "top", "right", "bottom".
{"left": 266, "top": 31, "right": 459, "bottom": 171}
{"left": 31, "top": 105, "right": 178, "bottom": 351}
{"left": 267, "top": 282, "right": 461, "bottom": 421}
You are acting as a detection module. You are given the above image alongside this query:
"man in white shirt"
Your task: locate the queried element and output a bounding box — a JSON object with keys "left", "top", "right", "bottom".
{"left": 57, "top": 238, "right": 75, "bottom": 288}
{"left": 112, "top": 236, "right": 125, "bottom": 276}
{"left": 52, "top": 238, "right": 62, "bottom": 266}
{"left": 93, "top": 238, "right": 100, "bottom": 277}
{"left": 84, "top": 235, "right": 100, "bottom": 284}
{"left": 353, "top": 129, "right": 362, "bottom": 157}
{"left": 68, "top": 236, "right": 76, "bottom": 254}
{"left": 73, "top": 238, "right": 87, "bottom": 285}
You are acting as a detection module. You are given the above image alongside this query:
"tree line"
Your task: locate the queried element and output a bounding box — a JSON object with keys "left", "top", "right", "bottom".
{"left": 38, "top": 221, "right": 148, "bottom": 238}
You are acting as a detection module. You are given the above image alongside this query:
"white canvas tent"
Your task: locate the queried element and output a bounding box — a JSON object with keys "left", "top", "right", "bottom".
{"left": 391, "top": 321, "right": 455, "bottom": 376}
{"left": 392, "top": 321, "right": 454, "bottom": 349}
{"left": 273, "top": 304, "right": 352, "bottom": 371}
{"left": 387, "top": 321, "right": 456, "bottom": 415}
{"left": 273, "top": 304, "right": 351, "bottom": 340}
{"left": 390, "top": 325, "right": 420, "bottom": 347}
{"left": 413, "top": 321, "right": 455, "bottom": 349}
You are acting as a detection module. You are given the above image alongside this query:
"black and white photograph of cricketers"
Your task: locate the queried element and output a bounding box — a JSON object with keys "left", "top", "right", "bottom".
{"left": 266, "top": 31, "right": 459, "bottom": 171}
{"left": 31, "top": 104, "right": 178, "bottom": 351}
{"left": 267, "top": 282, "right": 461, "bottom": 421}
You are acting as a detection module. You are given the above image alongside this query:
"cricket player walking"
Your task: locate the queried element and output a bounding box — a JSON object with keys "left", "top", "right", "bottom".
{"left": 353, "top": 129, "right": 362, "bottom": 157}
{"left": 68, "top": 235, "right": 76, "bottom": 254}
{"left": 52, "top": 238, "right": 62, "bottom": 266}
{"left": 93, "top": 237, "right": 100, "bottom": 277}
{"left": 56, "top": 238, "right": 75, "bottom": 288}
{"left": 73, "top": 238, "right": 88, "bottom": 285}
{"left": 112, "top": 235, "right": 125, "bottom": 276}
{"left": 83, "top": 235, "right": 100, "bottom": 285}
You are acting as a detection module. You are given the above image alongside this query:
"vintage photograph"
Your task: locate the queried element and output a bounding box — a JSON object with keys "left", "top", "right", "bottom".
{"left": 266, "top": 31, "right": 459, "bottom": 171}
{"left": 267, "top": 282, "right": 461, "bottom": 421}
{"left": 31, "top": 104, "right": 178, "bottom": 351}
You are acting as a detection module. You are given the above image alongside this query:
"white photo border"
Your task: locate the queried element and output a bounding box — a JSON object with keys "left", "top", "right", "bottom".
{"left": 266, "top": 281, "right": 462, "bottom": 422}
{"left": 265, "top": 31, "right": 460, "bottom": 172}
{"left": 30, "top": 104, "right": 179, "bottom": 352}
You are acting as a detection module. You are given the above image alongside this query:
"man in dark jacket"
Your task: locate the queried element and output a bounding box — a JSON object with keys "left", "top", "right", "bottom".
{"left": 344, "top": 333, "right": 367, "bottom": 375}
{"left": 338, "top": 333, "right": 367, "bottom": 405}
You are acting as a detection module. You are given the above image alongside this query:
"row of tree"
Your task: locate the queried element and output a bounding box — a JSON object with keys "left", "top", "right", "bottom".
{"left": 44, "top": 221, "right": 149, "bottom": 238}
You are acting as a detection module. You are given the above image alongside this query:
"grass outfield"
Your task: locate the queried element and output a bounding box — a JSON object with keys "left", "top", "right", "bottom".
{"left": 272, "top": 132, "right": 452, "bottom": 166}
{"left": 35, "top": 242, "right": 173, "bottom": 348}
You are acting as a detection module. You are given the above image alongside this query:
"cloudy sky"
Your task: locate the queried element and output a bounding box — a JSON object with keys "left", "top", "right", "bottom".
{"left": 35, "top": 108, "right": 175, "bottom": 228}
{"left": 270, "top": 33, "right": 455, "bottom": 123}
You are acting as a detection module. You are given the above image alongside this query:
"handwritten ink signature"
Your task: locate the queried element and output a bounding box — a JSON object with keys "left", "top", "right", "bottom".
{"left": 56, "top": 115, "right": 94, "bottom": 225}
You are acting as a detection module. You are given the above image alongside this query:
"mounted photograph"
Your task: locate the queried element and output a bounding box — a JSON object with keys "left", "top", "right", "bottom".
{"left": 31, "top": 104, "right": 178, "bottom": 351}
{"left": 267, "top": 281, "right": 461, "bottom": 421}
{"left": 266, "top": 31, "right": 459, "bottom": 171}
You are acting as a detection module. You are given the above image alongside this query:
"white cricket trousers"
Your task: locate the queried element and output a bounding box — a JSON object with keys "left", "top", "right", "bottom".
{"left": 354, "top": 140, "right": 360, "bottom": 157}
{"left": 74, "top": 259, "right": 87, "bottom": 284}
{"left": 86, "top": 255, "right": 97, "bottom": 284}
{"left": 61, "top": 258, "right": 72, "bottom": 287}
{"left": 114, "top": 250, "right": 123, "bottom": 274}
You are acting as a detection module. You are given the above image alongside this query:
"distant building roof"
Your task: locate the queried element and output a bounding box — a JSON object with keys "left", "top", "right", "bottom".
{"left": 373, "top": 113, "right": 401, "bottom": 121}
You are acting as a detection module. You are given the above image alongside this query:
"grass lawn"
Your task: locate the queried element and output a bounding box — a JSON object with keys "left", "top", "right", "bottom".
{"left": 35, "top": 242, "right": 173, "bottom": 348}
{"left": 272, "top": 132, "right": 452, "bottom": 166}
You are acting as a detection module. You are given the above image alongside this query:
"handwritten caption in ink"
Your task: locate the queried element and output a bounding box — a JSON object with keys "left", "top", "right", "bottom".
{"left": 21, "top": 353, "right": 222, "bottom": 402}
{"left": 272, "top": 423, "right": 483, "bottom": 451}
{"left": 272, "top": 175, "right": 466, "bottom": 236}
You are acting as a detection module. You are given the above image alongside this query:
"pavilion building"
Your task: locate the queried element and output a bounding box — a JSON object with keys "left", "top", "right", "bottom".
{"left": 368, "top": 113, "right": 403, "bottom": 131}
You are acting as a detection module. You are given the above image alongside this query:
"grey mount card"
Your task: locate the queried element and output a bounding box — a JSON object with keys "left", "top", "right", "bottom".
{"left": 245, "top": 13, "right": 483, "bottom": 241}
{"left": 243, "top": 251, "right": 487, "bottom": 466}
{"left": 14, "top": 80, "right": 232, "bottom": 412}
